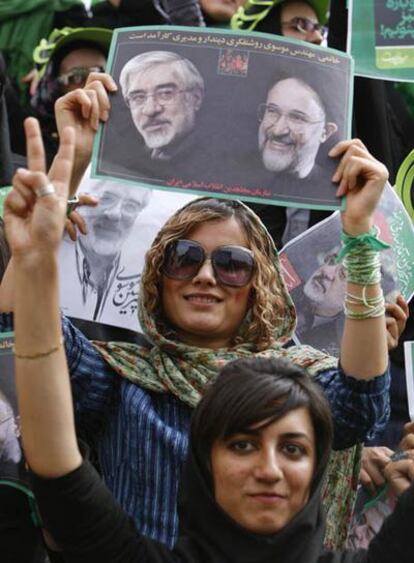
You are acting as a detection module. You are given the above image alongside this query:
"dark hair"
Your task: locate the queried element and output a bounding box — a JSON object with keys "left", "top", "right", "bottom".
{"left": 191, "top": 357, "right": 333, "bottom": 489}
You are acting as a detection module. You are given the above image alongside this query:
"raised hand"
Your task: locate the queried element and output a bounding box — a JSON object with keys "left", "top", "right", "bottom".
{"left": 329, "top": 139, "right": 389, "bottom": 235}
{"left": 4, "top": 118, "right": 74, "bottom": 260}
{"left": 385, "top": 294, "right": 409, "bottom": 351}
{"left": 55, "top": 72, "right": 117, "bottom": 176}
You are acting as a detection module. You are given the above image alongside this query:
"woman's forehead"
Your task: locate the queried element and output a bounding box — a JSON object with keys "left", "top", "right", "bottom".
{"left": 184, "top": 217, "right": 250, "bottom": 249}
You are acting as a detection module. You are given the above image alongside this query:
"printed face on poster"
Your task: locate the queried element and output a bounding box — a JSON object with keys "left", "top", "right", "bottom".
{"left": 280, "top": 184, "right": 414, "bottom": 358}
{"left": 92, "top": 26, "right": 352, "bottom": 210}
{"left": 59, "top": 171, "right": 195, "bottom": 333}
{"left": 349, "top": 0, "right": 414, "bottom": 81}
{"left": 0, "top": 333, "right": 26, "bottom": 483}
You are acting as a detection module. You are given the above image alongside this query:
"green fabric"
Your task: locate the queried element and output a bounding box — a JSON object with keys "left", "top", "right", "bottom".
{"left": 0, "top": 0, "right": 81, "bottom": 88}
{"left": 92, "top": 201, "right": 361, "bottom": 549}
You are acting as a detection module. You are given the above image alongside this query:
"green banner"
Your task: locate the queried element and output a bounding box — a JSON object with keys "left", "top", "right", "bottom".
{"left": 349, "top": 0, "right": 414, "bottom": 82}
{"left": 0, "top": 187, "right": 11, "bottom": 218}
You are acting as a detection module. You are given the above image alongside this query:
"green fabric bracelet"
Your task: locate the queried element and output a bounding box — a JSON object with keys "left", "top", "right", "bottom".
{"left": 336, "top": 226, "right": 391, "bottom": 262}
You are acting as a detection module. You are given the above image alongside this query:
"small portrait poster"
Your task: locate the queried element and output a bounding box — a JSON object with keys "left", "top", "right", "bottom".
{"left": 92, "top": 26, "right": 353, "bottom": 210}
{"left": 0, "top": 332, "right": 27, "bottom": 485}
{"left": 349, "top": 0, "right": 414, "bottom": 81}
{"left": 59, "top": 170, "right": 195, "bottom": 333}
{"left": 280, "top": 183, "right": 414, "bottom": 358}
{"left": 404, "top": 340, "right": 414, "bottom": 421}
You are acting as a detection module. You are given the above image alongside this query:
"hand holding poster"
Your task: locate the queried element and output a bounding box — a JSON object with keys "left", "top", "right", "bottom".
{"left": 349, "top": 0, "right": 414, "bottom": 81}
{"left": 92, "top": 26, "right": 352, "bottom": 210}
{"left": 280, "top": 183, "right": 414, "bottom": 357}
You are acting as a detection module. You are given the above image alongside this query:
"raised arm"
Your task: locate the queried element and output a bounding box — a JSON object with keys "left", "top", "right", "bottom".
{"left": 54, "top": 72, "right": 117, "bottom": 196}
{"left": 4, "top": 118, "right": 82, "bottom": 477}
{"left": 330, "top": 139, "right": 389, "bottom": 379}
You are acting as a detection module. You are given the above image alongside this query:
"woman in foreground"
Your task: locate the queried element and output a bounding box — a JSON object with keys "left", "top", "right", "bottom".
{"left": 1, "top": 113, "right": 392, "bottom": 550}
{"left": 10, "top": 299, "right": 414, "bottom": 562}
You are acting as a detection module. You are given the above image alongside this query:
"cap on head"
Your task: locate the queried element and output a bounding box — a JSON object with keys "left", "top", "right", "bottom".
{"left": 231, "top": 0, "right": 329, "bottom": 31}
{"left": 33, "top": 26, "right": 112, "bottom": 80}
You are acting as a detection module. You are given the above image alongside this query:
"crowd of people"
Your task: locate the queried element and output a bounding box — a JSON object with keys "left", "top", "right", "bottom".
{"left": 0, "top": 1, "right": 414, "bottom": 562}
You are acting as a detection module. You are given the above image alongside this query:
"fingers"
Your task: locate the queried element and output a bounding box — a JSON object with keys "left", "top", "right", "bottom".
{"left": 65, "top": 217, "right": 78, "bottom": 241}
{"left": 77, "top": 194, "right": 98, "bottom": 207}
{"left": 24, "top": 118, "right": 46, "bottom": 174}
{"left": 5, "top": 182, "right": 32, "bottom": 218}
{"left": 360, "top": 446, "right": 393, "bottom": 494}
{"left": 84, "top": 72, "right": 118, "bottom": 93}
{"left": 64, "top": 193, "right": 98, "bottom": 240}
{"left": 330, "top": 139, "right": 388, "bottom": 197}
{"left": 67, "top": 210, "right": 88, "bottom": 237}
{"left": 48, "top": 126, "right": 75, "bottom": 201}
{"left": 384, "top": 458, "right": 414, "bottom": 495}
{"left": 385, "top": 315, "right": 399, "bottom": 351}
{"left": 385, "top": 297, "right": 408, "bottom": 347}
{"left": 403, "top": 421, "right": 414, "bottom": 437}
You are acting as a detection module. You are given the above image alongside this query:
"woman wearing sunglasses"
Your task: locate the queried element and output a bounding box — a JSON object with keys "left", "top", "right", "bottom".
{"left": 0, "top": 118, "right": 390, "bottom": 551}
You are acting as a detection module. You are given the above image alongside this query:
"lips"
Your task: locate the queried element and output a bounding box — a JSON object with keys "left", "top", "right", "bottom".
{"left": 265, "top": 134, "right": 295, "bottom": 151}
{"left": 144, "top": 119, "right": 170, "bottom": 130}
{"left": 184, "top": 293, "right": 222, "bottom": 304}
{"left": 248, "top": 492, "right": 287, "bottom": 505}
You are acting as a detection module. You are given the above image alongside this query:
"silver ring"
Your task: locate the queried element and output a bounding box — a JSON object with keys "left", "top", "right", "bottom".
{"left": 35, "top": 183, "right": 56, "bottom": 198}
{"left": 66, "top": 195, "right": 80, "bottom": 215}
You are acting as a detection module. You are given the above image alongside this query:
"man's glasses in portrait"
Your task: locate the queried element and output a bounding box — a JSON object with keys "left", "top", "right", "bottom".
{"left": 257, "top": 103, "right": 324, "bottom": 130}
{"left": 126, "top": 86, "right": 191, "bottom": 109}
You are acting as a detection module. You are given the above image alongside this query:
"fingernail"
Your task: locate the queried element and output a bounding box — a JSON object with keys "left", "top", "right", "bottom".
{"left": 102, "top": 110, "right": 109, "bottom": 121}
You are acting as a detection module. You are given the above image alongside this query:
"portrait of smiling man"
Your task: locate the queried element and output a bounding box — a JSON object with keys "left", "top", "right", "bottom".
{"left": 74, "top": 182, "right": 151, "bottom": 321}
{"left": 258, "top": 76, "right": 338, "bottom": 181}
{"left": 118, "top": 50, "right": 205, "bottom": 180}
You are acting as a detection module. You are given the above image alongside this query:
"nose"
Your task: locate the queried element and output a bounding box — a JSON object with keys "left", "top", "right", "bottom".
{"left": 267, "top": 112, "right": 290, "bottom": 135}
{"left": 253, "top": 450, "right": 283, "bottom": 483}
{"left": 103, "top": 199, "right": 123, "bottom": 220}
{"left": 141, "top": 94, "right": 162, "bottom": 116}
{"left": 192, "top": 258, "right": 217, "bottom": 286}
{"left": 306, "top": 27, "right": 323, "bottom": 45}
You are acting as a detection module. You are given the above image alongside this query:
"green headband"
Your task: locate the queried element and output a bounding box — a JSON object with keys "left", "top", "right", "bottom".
{"left": 231, "top": 0, "right": 329, "bottom": 32}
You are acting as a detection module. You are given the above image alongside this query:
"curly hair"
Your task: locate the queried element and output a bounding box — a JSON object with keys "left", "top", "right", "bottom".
{"left": 141, "top": 198, "right": 290, "bottom": 349}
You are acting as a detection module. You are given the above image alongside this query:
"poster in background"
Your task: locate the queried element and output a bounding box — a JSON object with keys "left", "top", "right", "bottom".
{"left": 0, "top": 332, "right": 27, "bottom": 484}
{"left": 280, "top": 183, "right": 414, "bottom": 357}
{"left": 349, "top": 0, "right": 414, "bottom": 81}
{"left": 93, "top": 26, "right": 353, "bottom": 210}
{"left": 404, "top": 340, "right": 414, "bottom": 421}
{"left": 59, "top": 172, "right": 195, "bottom": 333}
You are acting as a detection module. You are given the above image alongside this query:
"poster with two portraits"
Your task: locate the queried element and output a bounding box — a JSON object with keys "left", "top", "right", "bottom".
{"left": 92, "top": 26, "right": 353, "bottom": 210}
{"left": 60, "top": 27, "right": 354, "bottom": 337}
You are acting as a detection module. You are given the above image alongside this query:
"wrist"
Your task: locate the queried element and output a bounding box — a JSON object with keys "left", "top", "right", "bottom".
{"left": 342, "top": 218, "right": 373, "bottom": 237}
{"left": 13, "top": 250, "right": 59, "bottom": 273}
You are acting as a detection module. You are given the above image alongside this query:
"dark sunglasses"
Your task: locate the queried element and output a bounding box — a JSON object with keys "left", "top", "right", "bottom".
{"left": 281, "top": 17, "right": 327, "bottom": 37}
{"left": 162, "top": 239, "right": 255, "bottom": 287}
{"left": 57, "top": 65, "right": 105, "bottom": 86}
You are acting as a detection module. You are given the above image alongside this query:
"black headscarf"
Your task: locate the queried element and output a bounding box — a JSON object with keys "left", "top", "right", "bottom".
{"left": 176, "top": 444, "right": 354, "bottom": 563}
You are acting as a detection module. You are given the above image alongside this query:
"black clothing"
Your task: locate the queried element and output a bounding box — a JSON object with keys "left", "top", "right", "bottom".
{"left": 32, "top": 445, "right": 414, "bottom": 563}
